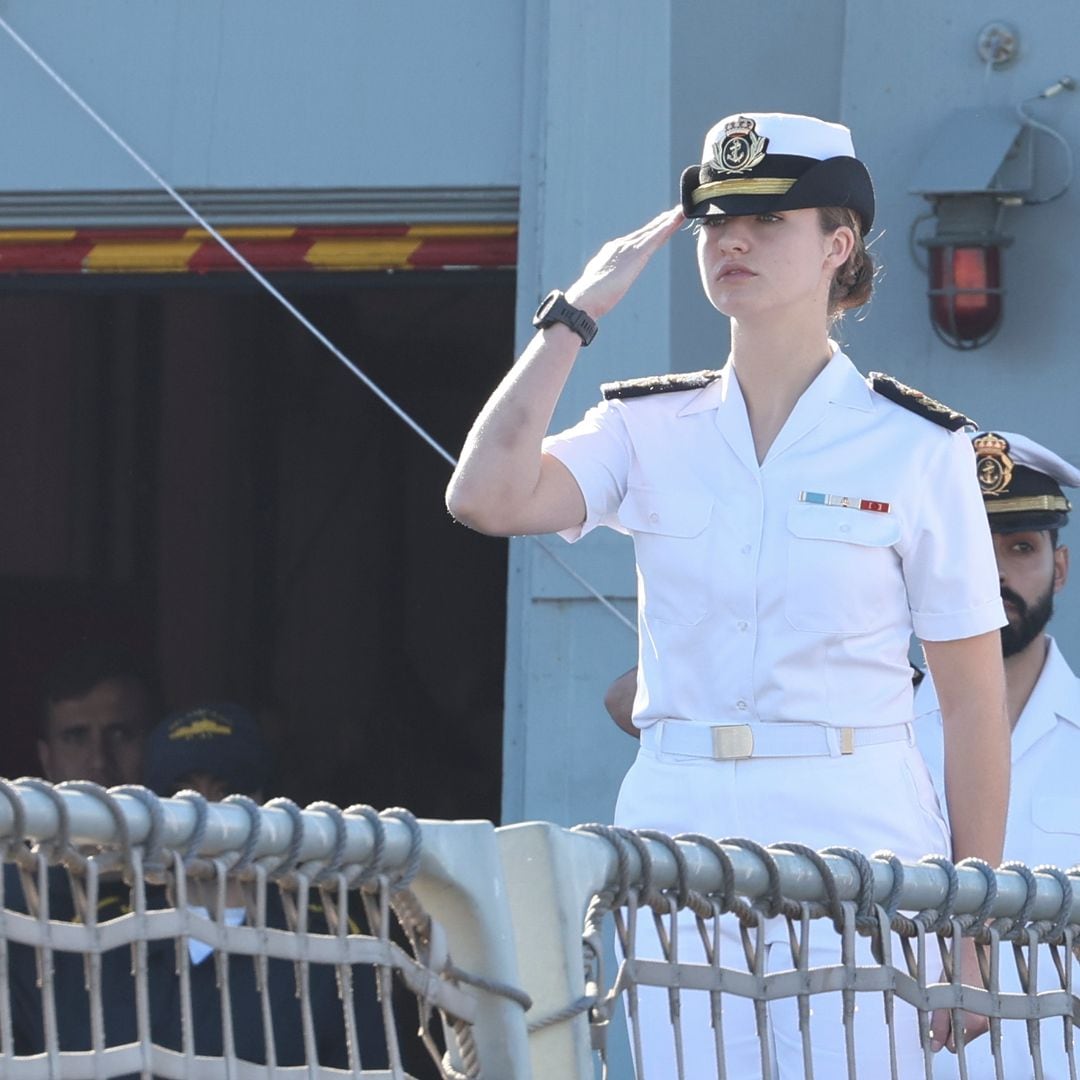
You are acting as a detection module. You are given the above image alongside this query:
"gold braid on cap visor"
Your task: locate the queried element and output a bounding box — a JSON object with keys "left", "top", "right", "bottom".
{"left": 986, "top": 495, "right": 1072, "bottom": 514}
{"left": 691, "top": 177, "right": 797, "bottom": 206}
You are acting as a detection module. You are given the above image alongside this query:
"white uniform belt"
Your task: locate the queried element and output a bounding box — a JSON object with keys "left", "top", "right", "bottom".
{"left": 641, "top": 720, "right": 913, "bottom": 761}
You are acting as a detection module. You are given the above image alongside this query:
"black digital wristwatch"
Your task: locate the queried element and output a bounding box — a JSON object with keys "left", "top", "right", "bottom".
{"left": 532, "top": 290, "right": 598, "bottom": 346}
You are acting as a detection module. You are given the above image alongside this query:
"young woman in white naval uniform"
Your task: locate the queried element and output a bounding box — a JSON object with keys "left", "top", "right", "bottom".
{"left": 447, "top": 112, "right": 1009, "bottom": 1076}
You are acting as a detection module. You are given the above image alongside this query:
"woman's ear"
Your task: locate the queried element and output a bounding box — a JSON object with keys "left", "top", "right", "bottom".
{"left": 824, "top": 224, "right": 856, "bottom": 269}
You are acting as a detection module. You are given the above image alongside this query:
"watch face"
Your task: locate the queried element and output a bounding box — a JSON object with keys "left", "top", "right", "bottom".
{"left": 532, "top": 289, "right": 595, "bottom": 344}
{"left": 535, "top": 290, "right": 560, "bottom": 322}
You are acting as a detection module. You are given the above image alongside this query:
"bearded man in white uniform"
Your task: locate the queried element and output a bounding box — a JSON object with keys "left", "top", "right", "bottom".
{"left": 914, "top": 430, "right": 1080, "bottom": 1079}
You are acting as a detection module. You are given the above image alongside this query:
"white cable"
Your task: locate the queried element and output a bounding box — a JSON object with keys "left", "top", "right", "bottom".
{"left": 0, "top": 14, "right": 637, "bottom": 636}
{"left": 1016, "top": 99, "right": 1074, "bottom": 205}
{"left": 0, "top": 14, "right": 458, "bottom": 464}
{"left": 532, "top": 539, "right": 635, "bottom": 631}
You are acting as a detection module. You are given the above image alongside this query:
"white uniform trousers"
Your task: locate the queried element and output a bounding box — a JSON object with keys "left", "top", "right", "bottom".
{"left": 614, "top": 732, "right": 950, "bottom": 1080}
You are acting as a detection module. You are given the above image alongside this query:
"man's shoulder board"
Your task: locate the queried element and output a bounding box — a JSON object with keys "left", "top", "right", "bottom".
{"left": 601, "top": 369, "right": 723, "bottom": 401}
{"left": 867, "top": 372, "right": 976, "bottom": 431}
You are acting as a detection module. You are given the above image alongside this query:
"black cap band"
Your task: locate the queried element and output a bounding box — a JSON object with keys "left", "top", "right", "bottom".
{"left": 681, "top": 154, "right": 875, "bottom": 233}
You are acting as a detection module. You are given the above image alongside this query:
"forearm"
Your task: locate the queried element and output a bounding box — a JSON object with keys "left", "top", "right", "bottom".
{"left": 446, "top": 207, "right": 684, "bottom": 536}
{"left": 925, "top": 632, "right": 1009, "bottom": 865}
{"left": 445, "top": 324, "right": 582, "bottom": 534}
{"left": 934, "top": 675, "right": 1008, "bottom": 1049}
{"left": 942, "top": 698, "right": 1009, "bottom": 865}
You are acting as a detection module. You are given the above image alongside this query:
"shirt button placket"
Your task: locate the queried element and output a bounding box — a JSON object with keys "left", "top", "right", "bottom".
{"left": 730, "top": 478, "right": 764, "bottom": 721}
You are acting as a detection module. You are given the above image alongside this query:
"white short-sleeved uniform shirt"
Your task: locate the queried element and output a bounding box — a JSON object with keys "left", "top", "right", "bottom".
{"left": 913, "top": 638, "right": 1080, "bottom": 1080}
{"left": 914, "top": 637, "right": 1080, "bottom": 866}
{"left": 544, "top": 349, "right": 1005, "bottom": 731}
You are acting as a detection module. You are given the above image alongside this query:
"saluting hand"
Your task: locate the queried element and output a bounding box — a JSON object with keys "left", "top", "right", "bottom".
{"left": 565, "top": 206, "right": 685, "bottom": 320}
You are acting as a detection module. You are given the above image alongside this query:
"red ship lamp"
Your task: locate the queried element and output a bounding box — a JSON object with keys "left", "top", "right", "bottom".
{"left": 920, "top": 197, "right": 1012, "bottom": 350}
{"left": 909, "top": 105, "right": 1031, "bottom": 351}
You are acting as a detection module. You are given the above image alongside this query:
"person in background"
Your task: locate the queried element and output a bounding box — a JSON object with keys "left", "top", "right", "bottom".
{"left": 9, "top": 702, "right": 387, "bottom": 1071}
{"left": 603, "top": 666, "right": 639, "bottom": 738}
{"left": 37, "top": 641, "right": 156, "bottom": 787}
{"left": 6, "top": 643, "right": 160, "bottom": 1059}
{"left": 914, "top": 431, "right": 1080, "bottom": 1079}
{"left": 141, "top": 702, "right": 388, "bottom": 1070}
{"left": 144, "top": 700, "right": 272, "bottom": 801}
{"left": 30, "top": 640, "right": 157, "bottom": 925}
{"left": 143, "top": 702, "right": 273, "bottom": 935}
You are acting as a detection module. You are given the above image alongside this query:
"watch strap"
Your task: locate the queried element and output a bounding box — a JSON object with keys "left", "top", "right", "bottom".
{"left": 532, "top": 290, "right": 598, "bottom": 346}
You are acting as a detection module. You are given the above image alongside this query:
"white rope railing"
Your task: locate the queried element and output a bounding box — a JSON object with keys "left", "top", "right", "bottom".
{"left": 499, "top": 822, "right": 1080, "bottom": 1080}
{"left": 0, "top": 779, "right": 532, "bottom": 1080}
{"left": 2, "top": 782, "right": 1079, "bottom": 1078}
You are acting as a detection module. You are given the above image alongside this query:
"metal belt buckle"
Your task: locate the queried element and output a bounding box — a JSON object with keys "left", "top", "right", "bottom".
{"left": 711, "top": 724, "right": 754, "bottom": 760}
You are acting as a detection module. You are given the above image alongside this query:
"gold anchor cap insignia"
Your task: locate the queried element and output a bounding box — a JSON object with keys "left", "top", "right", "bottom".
{"left": 711, "top": 115, "right": 768, "bottom": 175}
{"left": 973, "top": 431, "right": 1014, "bottom": 496}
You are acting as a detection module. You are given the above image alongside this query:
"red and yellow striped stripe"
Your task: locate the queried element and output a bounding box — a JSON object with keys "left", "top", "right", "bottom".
{"left": 0, "top": 224, "right": 517, "bottom": 275}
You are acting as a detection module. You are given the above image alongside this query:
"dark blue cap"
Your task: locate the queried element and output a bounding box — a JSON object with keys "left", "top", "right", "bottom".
{"left": 144, "top": 702, "right": 272, "bottom": 797}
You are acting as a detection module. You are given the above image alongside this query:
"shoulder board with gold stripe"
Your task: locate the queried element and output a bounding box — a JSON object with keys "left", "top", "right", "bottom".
{"left": 601, "top": 369, "right": 723, "bottom": 401}
{"left": 868, "top": 372, "right": 975, "bottom": 431}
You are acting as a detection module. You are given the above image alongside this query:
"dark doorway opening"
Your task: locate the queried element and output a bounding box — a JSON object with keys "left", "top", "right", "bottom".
{"left": 0, "top": 271, "right": 513, "bottom": 823}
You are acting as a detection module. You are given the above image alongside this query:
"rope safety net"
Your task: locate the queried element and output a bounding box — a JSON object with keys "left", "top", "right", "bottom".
{"left": 5, "top": 782, "right": 1080, "bottom": 1079}
{"left": 0, "top": 778, "right": 518, "bottom": 1080}
{"left": 569, "top": 823, "right": 1080, "bottom": 1080}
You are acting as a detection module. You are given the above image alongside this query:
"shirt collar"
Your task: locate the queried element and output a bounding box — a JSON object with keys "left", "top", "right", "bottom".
{"left": 1012, "top": 636, "right": 1080, "bottom": 761}
{"left": 676, "top": 346, "right": 874, "bottom": 472}
{"left": 674, "top": 361, "right": 735, "bottom": 417}
{"left": 675, "top": 345, "right": 874, "bottom": 419}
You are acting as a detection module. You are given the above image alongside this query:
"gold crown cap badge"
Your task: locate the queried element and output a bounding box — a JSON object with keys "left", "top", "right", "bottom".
{"left": 973, "top": 432, "right": 1014, "bottom": 496}
{"left": 724, "top": 116, "right": 757, "bottom": 138}
{"left": 711, "top": 116, "right": 768, "bottom": 175}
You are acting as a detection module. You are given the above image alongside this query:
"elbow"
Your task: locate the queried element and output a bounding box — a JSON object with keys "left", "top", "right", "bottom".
{"left": 602, "top": 685, "right": 623, "bottom": 722}
{"left": 445, "top": 477, "right": 510, "bottom": 535}
{"left": 444, "top": 480, "right": 479, "bottom": 530}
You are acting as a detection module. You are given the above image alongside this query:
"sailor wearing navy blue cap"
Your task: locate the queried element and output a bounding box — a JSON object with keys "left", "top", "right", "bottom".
{"left": 145, "top": 702, "right": 272, "bottom": 802}
{"left": 915, "top": 432, "right": 1080, "bottom": 1079}
{"left": 8, "top": 704, "right": 388, "bottom": 1069}
{"left": 447, "top": 111, "right": 1008, "bottom": 1076}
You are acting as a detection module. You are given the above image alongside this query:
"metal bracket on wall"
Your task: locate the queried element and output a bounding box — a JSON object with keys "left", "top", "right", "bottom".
{"left": 977, "top": 22, "right": 1020, "bottom": 69}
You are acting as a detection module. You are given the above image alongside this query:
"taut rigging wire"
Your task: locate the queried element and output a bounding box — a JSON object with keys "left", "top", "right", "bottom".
{"left": 0, "top": 14, "right": 635, "bottom": 634}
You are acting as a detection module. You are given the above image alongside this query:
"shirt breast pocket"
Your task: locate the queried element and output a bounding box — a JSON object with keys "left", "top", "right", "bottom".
{"left": 1032, "top": 797, "right": 1080, "bottom": 837}
{"left": 618, "top": 487, "right": 714, "bottom": 626}
{"left": 785, "top": 502, "right": 902, "bottom": 634}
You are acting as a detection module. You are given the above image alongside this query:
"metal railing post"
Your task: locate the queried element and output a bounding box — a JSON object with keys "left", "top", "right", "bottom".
{"left": 497, "top": 822, "right": 615, "bottom": 1080}
{"left": 412, "top": 820, "right": 533, "bottom": 1079}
